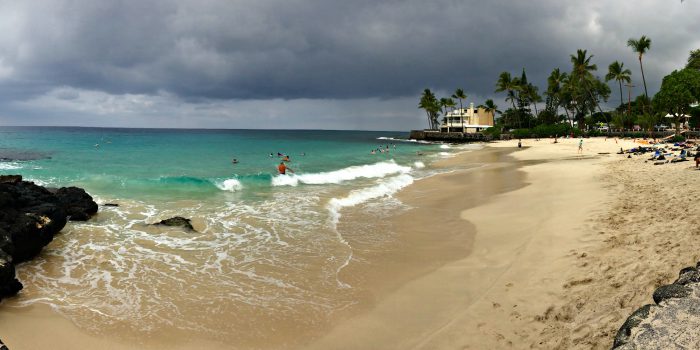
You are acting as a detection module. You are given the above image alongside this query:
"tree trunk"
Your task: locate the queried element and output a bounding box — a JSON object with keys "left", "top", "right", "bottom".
{"left": 564, "top": 108, "right": 572, "bottom": 128}
{"left": 459, "top": 99, "right": 463, "bottom": 133}
{"left": 533, "top": 101, "right": 539, "bottom": 117}
{"left": 508, "top": 91, "right": 518, "bottom": 129}
{"left": 618, "top": 80, "right": 624, "bottom": 108}
{"left": 639, "top": 56, "right": 648, "bottom": 99}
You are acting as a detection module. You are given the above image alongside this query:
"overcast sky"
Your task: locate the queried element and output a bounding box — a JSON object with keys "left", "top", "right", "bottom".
{"left": 0, "top": 0, "right": 697, "bottom": 130}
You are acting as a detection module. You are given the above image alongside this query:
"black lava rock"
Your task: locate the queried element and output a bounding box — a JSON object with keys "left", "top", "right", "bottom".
{"left": 652, "top": 284, "right": 692, "bottom": 305}
{"left": 156, "top": 217, "right": 195, "bottom": 231}
{"left": 55, "top": 187, "right": 98, "bottom": 221}
{"left": 0, "top": 176, "right": 96, "bottom": 301}
{"left": 0, "top": 175, "right": 22, "bottom": 184}
{"left": 613, "top": 304, "right": 655, "bottom": 349}
{"left": 674, "top": 267, "right": 700, "bottom": 285}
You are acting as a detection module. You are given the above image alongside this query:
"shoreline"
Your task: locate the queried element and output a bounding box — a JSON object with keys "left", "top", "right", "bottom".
{"left": 3, "top": 136, "right": 688, "bottom": 349}
{"left": 307, "top": 137, "right": 642, "bottom": 349}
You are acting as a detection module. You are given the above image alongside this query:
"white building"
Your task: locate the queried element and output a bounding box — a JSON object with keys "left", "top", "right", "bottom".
{"left": 440, "top": 102, "right": 495, "bottom": 133}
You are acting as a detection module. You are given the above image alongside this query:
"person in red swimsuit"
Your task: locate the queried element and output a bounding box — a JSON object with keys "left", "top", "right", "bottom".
{"left": 278, "top": 162, "right": 293, "bottom": 174}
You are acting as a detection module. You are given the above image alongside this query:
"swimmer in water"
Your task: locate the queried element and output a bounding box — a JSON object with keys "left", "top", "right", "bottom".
{"left": 278, "top": 162, "right": 293, "bottom": 174}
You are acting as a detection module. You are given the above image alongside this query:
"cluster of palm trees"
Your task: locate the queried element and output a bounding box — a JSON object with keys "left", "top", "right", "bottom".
{"left": 494, "top": 69, "right": 545, "bottom": 128}
{"left": 418, "top": 34, "right": 698, "bottom": 133}
{"left": 493, "top": 35, "right": 654, "bottom": 131}
{"left": 418, "top": 88, "right": 497, "bottom": 131}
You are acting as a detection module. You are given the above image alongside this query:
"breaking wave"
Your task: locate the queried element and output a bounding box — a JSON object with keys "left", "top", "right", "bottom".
{"left": 271, "top": 160, "right": 411, "bottom": 187}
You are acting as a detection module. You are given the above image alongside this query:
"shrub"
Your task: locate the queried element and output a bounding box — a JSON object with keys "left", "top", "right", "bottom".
{"left": 669, "top": 135, "right": 686, "bottom": 143}
{"left": 483, "top": 127, "right": 501, "bottom": 139}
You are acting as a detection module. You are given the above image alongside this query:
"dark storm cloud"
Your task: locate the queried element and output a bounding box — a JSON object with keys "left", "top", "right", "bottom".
{"left": 0, "top": 0, "right": 698, "bottom": 128}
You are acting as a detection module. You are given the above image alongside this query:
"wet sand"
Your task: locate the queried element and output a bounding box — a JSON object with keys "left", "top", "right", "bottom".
{"left": 5, "top": 136, "right": 686, "bottom": 350}
{"left": 307, "top": 137, "right": 653, "bottom": 350}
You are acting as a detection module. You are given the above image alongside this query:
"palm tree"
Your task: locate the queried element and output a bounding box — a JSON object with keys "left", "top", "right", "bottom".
{"left": 452, "top": 88, "right": 467, "bottom": 131}
{"left": 570, "top": 49, "right": 606, "bottom": 122}
{"left": 480, "top": 99, "right": 501, "bottom": 125}
{"left": 546, "top": 68, "right": 568, "bottom": 117}
{"left": 495, "top": 72, "right": 519, "bottom": 111}
{"left": 605, "top": 61, "right": 632, "bottom": 108}
{"left": 627, "top": 35, "right": 651, "bottom": 99}
{"left": 419, "top": 89, "right": 437, "bottom": 130}
{"left": 439, "top": 97, "right": 456, "bottom": 132}
{"left": 524, "top": 83, "right": 542, "bottom": 116}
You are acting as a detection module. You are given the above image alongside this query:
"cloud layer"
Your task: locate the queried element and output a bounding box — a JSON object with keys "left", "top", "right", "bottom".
{"left": 0, "top": 0, "right": 698, "bottom": 129}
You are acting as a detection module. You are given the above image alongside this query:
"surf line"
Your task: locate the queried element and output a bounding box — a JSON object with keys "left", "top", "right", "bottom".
{"left": 326, "top": 174, "right": 415, "bottom": 288}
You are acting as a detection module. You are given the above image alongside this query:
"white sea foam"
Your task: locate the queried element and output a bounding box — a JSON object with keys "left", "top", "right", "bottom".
{"left": 327, "top": 174, "right": 414, "bottom": 226}
{"left": 0, "top": 162, "right": 22, "bottom": 170}
{"left": 376, "top": 136, "right": 432, "bottom": 144}
{"left": 414, "top": 161, "right": 425, "bottom": 169}
{"left": 439, "top": 144, "right": 451, "bottom": 149}
{"left": 215, "top": 178, "right": 243, "bottom": 192}
{"left": 271, "top": 160, "right": 411, "bottom": 187}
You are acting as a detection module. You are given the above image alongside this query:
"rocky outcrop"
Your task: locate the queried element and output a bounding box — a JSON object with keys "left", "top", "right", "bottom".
{"left": 156, "top": 216, "right": 195, "bottom": 231}
{"left": 55, "top": 187, "right": 98, "bottom": 221}
{"left": 613, "top": 264, "right": 700, "bottom": 349}
{"left": 0, "top": 175, "right": 97, "bottom": 301}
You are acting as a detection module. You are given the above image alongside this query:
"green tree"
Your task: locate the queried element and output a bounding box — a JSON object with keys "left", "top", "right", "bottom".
{"left": 687, "top": 49, "right": 700, "bottom": 70}
{"left": 523, "top": 83, "right": 542, "bottom": 116}
{"left": 452, "top": 88, "right": 467, "bottom": 130}
{"left": 495, "top": 72, "right": 519, "bottom": 112}
{"left": 545, "top": 68, "right": 568, "bottom": 118}
{"left": 479, "top": 99, "right": 501, "bottom": 125}
{"left": 627, "top": 35, "right": 652, "bottom": 99}
{"left": 570, "top": 49, "right": 610, "bottom": 128}
{"left": 495, "top": 72, "right": 523, "bottom": 128}
{"left": 635, "top": 113, "right": 658, "bottom": 133}
{"left": 652, "top": 68, "right": 700, "bottom": 134}
{"left": 605, "top": 61, "right": 632, "bottom": 108}
{"left": 439, "top": 97, "right": 456, "bottom": 132}
{"left": 418, "top": 89, "right": 440, "bottom": 130}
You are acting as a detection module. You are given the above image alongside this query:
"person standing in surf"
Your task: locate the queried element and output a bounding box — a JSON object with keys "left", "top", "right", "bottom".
{"left": 278, "top": 161, "right": 293, "bottom": 175}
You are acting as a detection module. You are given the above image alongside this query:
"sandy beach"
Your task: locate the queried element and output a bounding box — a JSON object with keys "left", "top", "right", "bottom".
{"left": 3, "top": 136, "right": 700, "bottom": 349}
{"left": 309, "top": 136, "right": 700, "bottom": 350}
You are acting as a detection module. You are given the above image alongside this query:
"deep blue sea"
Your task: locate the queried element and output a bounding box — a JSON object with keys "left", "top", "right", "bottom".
{"left": 0, "top": 126, "right": 478, "bottom": 346}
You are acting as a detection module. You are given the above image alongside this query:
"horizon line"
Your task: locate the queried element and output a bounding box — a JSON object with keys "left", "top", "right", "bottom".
{"left": 0, "top": 125, "right": 410, "bottom": 133}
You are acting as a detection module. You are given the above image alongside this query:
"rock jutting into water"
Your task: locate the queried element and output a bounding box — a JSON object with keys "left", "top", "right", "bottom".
{"left": 613, "top": 263, "right": 700, "bottom": 349}
{"left": 0, "top": 174, "right": 98, "bottom": 300}
{"left": 155, "top": 216, "right": 195, "bottom": 231}
{"left": 54, "top": 187, "right": 99, "bottom": 221}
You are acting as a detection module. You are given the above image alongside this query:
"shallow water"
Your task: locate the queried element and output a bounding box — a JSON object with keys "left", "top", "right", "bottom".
{"left": 0, "top": 127, "right": 481, "bottom": 347}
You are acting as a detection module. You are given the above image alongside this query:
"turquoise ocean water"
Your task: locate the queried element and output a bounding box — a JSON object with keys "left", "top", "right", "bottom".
{"left": 0, "top": 126, "right": 477, "bottom": 346}
{"left": 0, "top": 127, "right": 437, "bottom": 199}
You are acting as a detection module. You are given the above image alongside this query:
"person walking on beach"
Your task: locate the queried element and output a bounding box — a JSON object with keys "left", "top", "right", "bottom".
{"left": 578, "top": 139, "right": 583, "bottom": 154}
{"left": 518, "top": 139, "right": 522, "bottom": 148}
{"left": 278, "top": 161, "right": 293, "bottom": 175}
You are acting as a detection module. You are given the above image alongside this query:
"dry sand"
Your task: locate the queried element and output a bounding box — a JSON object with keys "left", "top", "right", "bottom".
{"left": 309, "top": 136, "right": 700, "bottom": 350}
{"left": 4, "top": 136, "right": 699, "bottom": 350}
